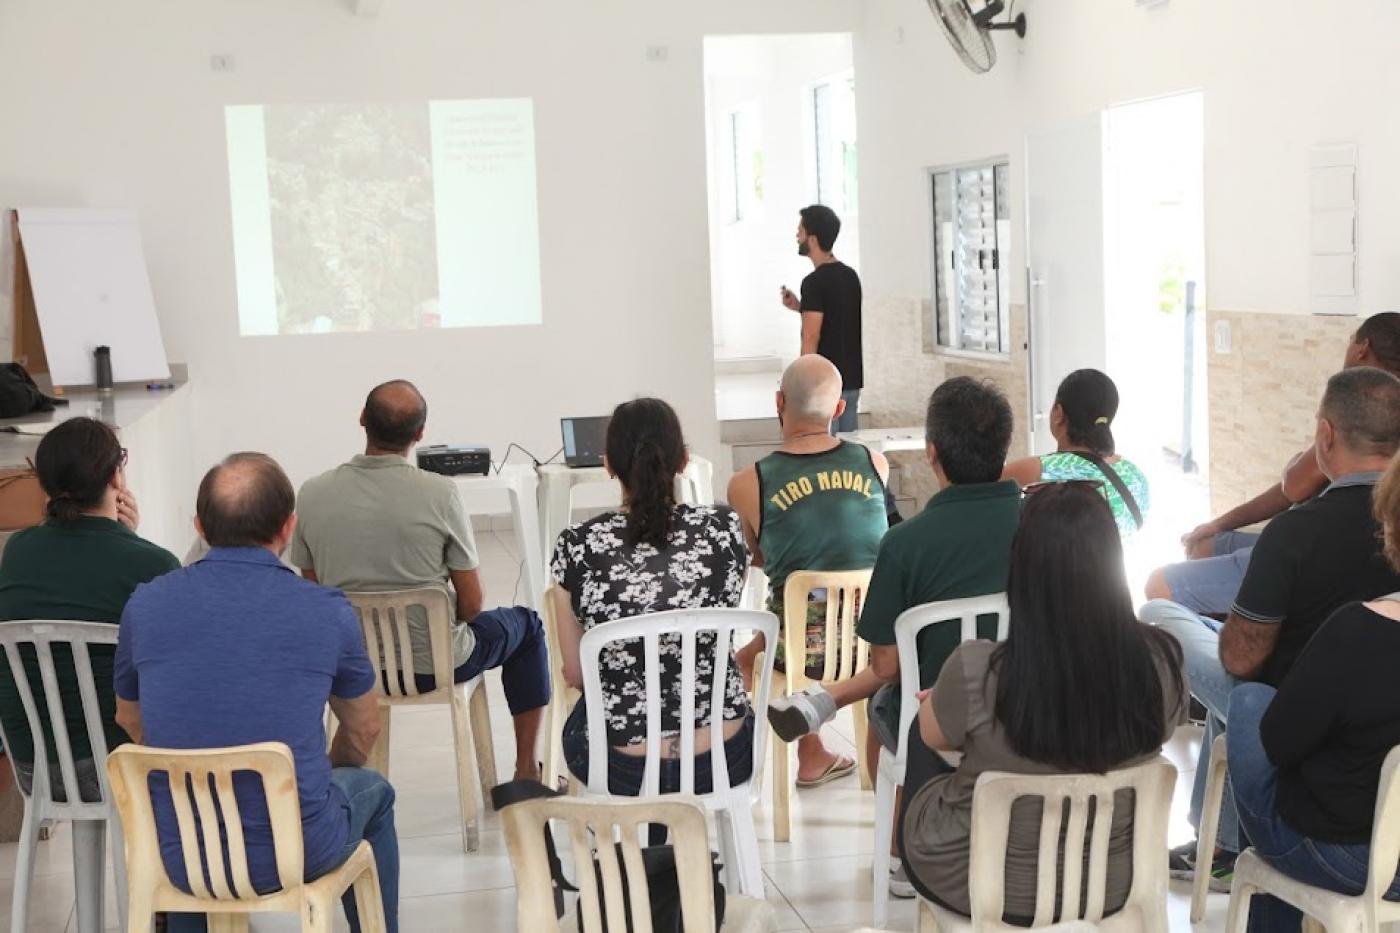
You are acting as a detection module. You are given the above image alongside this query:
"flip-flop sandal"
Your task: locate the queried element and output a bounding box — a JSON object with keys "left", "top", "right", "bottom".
{"left": 795, "top": 754, "right": 857, "bottom": 788}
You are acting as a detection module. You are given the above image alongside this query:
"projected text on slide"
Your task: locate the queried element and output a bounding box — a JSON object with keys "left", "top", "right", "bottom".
{"left": 226, "top": 99, "right": 542, "bottom": 336}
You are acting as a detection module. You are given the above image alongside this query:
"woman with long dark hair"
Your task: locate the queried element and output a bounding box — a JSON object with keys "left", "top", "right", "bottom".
{"left": 1003, "top": 369, "right": 1150, "bottom": 535}
{"left": 0, "top": 418, "right": 179, "bottom": 800}
{"left": 899, "top": 482, "right": 1187, "bottom": 921}
{"left": 551, "top": 398, "right": 753, "bottom": 795}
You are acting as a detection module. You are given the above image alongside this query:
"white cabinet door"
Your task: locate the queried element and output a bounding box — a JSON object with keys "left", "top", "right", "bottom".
{"left": 1024, "top": 115, "right": 1107, "bottom": 455}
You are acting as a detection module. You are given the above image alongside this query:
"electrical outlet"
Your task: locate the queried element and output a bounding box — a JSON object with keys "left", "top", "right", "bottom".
{"left": 210, "top": 54, "right": 236, "bottom": 73}
{"left": 645, "top": 45, "right": 669, "bottom": 63}
{"left": 1214, "top": 320, "right": 1232, "bottom": 354}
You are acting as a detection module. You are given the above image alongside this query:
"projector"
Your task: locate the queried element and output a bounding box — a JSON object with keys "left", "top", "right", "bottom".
{"left": 416, "top": 445, "right": 491, "bottom": 477}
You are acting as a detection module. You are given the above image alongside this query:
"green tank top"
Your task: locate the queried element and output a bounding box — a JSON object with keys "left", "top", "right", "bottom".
{"left": 757, "top": 441, "right": 888, "bottom": 602}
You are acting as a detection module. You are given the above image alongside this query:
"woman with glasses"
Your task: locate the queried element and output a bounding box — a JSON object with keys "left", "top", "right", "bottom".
{"left": 1003, "top": 369, "right": 1150, "bottom": 535}
{"left": 0, "top": 417, "right": 180, "bottom": 801}
{"left": 897, "top": 481, "right": 1188, "bottom": 921}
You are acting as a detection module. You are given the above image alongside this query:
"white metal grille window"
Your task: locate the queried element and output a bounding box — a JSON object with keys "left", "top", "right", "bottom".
{"left": 932, "top": 161, "right": 1011, "bottom": 353}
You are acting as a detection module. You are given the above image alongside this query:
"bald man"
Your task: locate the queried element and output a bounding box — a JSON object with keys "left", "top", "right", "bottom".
{"left": 291, "top": 380, "right": 550, "bottom": 783}
{"left": 729, "top": 355, "right": 890, "bottom": 786}
{"left": 115, "top": 453, "right": 399, "bottom": 931}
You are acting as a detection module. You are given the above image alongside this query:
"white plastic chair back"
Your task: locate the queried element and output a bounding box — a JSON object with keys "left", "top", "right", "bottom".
{"left": 782, "top": 569, "right": 874, "bottom": 688}
{"left": 349, "top": 586, "right": 456, "bottom": 702}
{"left": 106, "top": 741, "right": 386, "bottom": 930}
{"left": 956, "top": 759, "right": 1176, "bottom": 930}
{"left": 874, "top": 594, "right": 1009, "bottom": 925}
{"left": 1363, "top": 745, "right": 1400, "bottom": 920}
{"left": 503, "top": 795, "right": 774, "bottom": 933}
{"left": 893, "top": 594, "right": 1010, "bottom": 765}
{"left": 0, "top": 621, "right": 121, "bottom": 816}
{"left": 578, "top": 608, "right": 777, "bottom": 799}
{"left": 0, "top": 620, "right": 128, "bottom": 932}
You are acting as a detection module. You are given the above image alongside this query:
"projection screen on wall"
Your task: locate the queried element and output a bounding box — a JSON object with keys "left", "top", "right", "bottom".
{"left": 225, "top": 98, "right": 541, "bottom": 336}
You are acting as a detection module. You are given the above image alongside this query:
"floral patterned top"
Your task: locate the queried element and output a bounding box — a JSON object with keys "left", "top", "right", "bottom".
{"left": 551, "top": 504, "right": 750, "bottom": 745}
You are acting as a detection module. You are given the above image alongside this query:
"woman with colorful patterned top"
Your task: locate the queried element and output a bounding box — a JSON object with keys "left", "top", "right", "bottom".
{"left": 1002, "top": 369, "right": 1150, "bottom": 535}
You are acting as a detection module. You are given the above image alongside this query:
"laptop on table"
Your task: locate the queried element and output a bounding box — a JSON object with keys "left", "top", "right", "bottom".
{"left": 560, "top": 416, "right": 609, "bottom": 468}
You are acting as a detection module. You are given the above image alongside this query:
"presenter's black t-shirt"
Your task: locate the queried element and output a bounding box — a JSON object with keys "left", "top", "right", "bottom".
{"left": 800, "top": 261, "right": 864, "bottom": 391}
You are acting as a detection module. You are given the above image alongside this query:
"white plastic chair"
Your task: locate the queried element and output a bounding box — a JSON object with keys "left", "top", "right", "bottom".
{"left": 577, "top": 607, "right": 778, "bottom": 899}
{"left": 106, "top": 741, "right": 386, "bottom": 932}
{"left": 347, "top": 587, "right": 497, "bottom": 852}
{"left": 771, "top": 569, "right": 874, "bottom": 843}
{"left": 918, "top": 758, "right": 1177, "bottom": 932}
{"left": 873, "top": 594, "right": 1010, "bottom": 927}
{"left": 541, "top": 584, "right": 580, "bottom": 791}
{"left": 503, "top": 794, "right": 778, "bottom": 932}
{"left": 1225, "top": 744, "right": 1400, "bottom": 933}
{"left": 1191, "top": 733, "right": 1228, "bottom": 921}
{"left": 0, "top": 620, "right": 129, "bottom": 933}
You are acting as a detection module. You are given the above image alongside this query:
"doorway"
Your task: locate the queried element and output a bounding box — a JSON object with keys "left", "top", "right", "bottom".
{"left": 702, "top": 33, "right": 858, "bottom": 422}
{"left": 1103, "top": 90, "right": 1209, "bottom": 587}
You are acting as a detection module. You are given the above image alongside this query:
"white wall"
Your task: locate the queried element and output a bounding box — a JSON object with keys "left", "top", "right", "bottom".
{"left": 0, "top": 0, "right": 859, "bottom": 496}
{"left": 856, "top": 0, "right": 1400, "bottom": 318}
{"left": 704, "top": 33, "right": 857, "bottom": 360}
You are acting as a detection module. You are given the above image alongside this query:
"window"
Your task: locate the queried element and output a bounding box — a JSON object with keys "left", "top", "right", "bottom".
{"left": 720, "top": 104, "right": 763, "bottom": 224}
{"left": 810, "top": 73, "right": 858, "bottom": 215}
{"left": 932, "top": 161, "right": 1010, "bottom": 354}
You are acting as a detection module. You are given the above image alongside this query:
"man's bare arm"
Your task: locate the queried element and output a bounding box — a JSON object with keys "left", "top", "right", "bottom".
{"left": 1219, "top": 612, "right": 1282, "bottom": 680}
{"left": 800, "top": 311, "right": 823, "bottom": 356}
{"left": 116, "top": 698, "right": 143, "bottom": 744}
{"left": 328, "top": 689, "right": 382, "bottom": 768}
{"left": 449, "top": 567, "right": 484, "bottom": 623}
{"left": 726, "top": 467, "right": 764, "bottom": 569}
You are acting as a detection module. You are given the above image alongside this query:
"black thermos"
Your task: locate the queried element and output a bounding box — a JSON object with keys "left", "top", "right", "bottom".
{"left": 94, "top": 345, "right": 114, "bottom": 393}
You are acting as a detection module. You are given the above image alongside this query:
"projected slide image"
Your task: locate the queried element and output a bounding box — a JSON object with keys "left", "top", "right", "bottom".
{"left": 226, "top": 98, "right": 542, "bottom": 336}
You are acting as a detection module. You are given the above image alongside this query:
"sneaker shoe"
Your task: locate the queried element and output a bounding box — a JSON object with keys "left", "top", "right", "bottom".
{"left": 766, "top": 685, "right": 838, "bottom": 742}
{"left": 1208, "top": 850, "right": 1238, "bottom": 894}
{"left": 1168, "top": 840, "right": 1198, "bottom": 881}
{"left": 889, "top": 863, "right": 916, "bottom": 899}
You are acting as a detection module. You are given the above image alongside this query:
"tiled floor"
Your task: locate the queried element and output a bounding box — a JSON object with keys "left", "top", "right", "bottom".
{"left": 0, "top": 529, "right": 1232, "bottom": 931}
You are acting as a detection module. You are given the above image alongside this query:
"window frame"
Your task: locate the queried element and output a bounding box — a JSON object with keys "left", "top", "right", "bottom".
{"left": 927, "top": 157, "right": 1012, "bottom": 360}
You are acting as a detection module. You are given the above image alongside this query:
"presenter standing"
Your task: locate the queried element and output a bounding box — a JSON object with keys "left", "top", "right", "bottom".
{"left": 780, "top": 205, "right": 863, "bottom": 434}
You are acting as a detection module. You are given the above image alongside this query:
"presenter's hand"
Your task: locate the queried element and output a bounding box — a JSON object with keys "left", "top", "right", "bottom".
{"left": 116, "top": 490, "right": 141, "bottom": 532}
{"left": 1180, "top": 521, "right": 1218, "bottom": 559}
{"left": 779, "top": 286, "right": 800, "bottom": 312}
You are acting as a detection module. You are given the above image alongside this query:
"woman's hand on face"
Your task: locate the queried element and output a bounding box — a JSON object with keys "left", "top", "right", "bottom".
{"left": 116, "top": 489, "right": 140, "bottom": 531}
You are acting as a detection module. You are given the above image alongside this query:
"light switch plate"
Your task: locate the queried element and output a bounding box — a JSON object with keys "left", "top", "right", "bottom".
{"left": 1214, "top": 320, "right": 1232, "bottom": 355}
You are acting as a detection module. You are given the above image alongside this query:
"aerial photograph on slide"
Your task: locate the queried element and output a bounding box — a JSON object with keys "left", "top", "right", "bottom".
{"left": 262, "top": 102, "right": 441, "bottom": 333}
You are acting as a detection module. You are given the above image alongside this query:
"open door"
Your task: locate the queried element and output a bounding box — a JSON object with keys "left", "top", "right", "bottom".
{"left": 1024, "top": 114, "right": 1107, "bottom": 454}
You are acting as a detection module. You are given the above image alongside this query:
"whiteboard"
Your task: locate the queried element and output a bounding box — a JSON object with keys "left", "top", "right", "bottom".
{"left": 16, "top": 207, "right": 169, "bottom": 386}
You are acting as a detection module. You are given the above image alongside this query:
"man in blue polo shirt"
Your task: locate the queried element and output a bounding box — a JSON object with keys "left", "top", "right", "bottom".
{"left": 114, "top": 452, "right": 397, "bottom": 933}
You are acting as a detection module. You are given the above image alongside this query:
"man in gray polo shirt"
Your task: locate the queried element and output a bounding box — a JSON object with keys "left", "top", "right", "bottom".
{"left": 291, "top": 380, "right": 549, "bottom": 781}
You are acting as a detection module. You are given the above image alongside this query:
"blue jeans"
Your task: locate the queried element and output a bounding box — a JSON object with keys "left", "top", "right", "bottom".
{"left": 832, "top": 389, "right": 860, "bottom": 434}
{"left": 1161, "top": 530, "right": 1259, "bottom": 616}
{"left": 1228, "top": 683, "right": 1400, "bottom": 932}
{"left": 1141, "top": 599, "right": 1241, "bottom": 852}
{"left": 166, "top": 767, "right": 399, "bottom": 933}
{"left": 413, "top": 606, "right": 551, "bottom": 715}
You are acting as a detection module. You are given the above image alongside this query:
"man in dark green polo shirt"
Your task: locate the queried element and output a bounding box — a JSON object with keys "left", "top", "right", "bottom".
{"left": 0, "top": 418, "right": 180, "bottom": 800}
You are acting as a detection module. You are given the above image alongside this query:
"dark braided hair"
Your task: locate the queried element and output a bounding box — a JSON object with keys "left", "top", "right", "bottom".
{"left": 35, "top": 417, "right": 123, "bottom": 527}
{"left": 606, "top": 398, "right": 686, "bottom": 549}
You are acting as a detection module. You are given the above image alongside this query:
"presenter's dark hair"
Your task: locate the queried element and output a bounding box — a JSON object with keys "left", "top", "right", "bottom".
{"left": 799, "top": 205, "right": 841, "bottom": 252}
{"left": 1355, "top": 312, "right": 1400, "bottom": 376}
{"left": 363, "top": 380, "right": 428, "bottom": 450}
{"left": 925, "top": 377, "right": 1013, "bottom": 484}
{"left": 1054, "top": 369, "right": 1119, "bottom": 457}
{"left": 990, "top": 482, "right": 1183, "bottom": 773}
{"left": 35, "top": 417, "right": 124, "bottom": 527}
{"left": 1319, "top": 366, "right": 1400, "bottom": 458}
{"left": 607, "top": 398, "right": 686, "bottom": 549}
{"left": 196, "top": 452, "right": 296, "bottom": 548}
